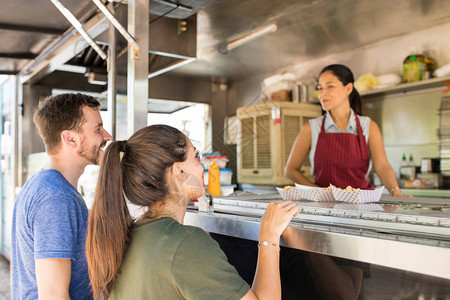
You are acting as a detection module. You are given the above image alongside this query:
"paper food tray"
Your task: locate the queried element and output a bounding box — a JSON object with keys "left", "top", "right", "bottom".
{"left": 276, "top": 187, "right": 302, "bottom": 201}
{"left": 330, "top": 186, "right": 384, "bottom": 203}
{"left": 294, "top": 184, "right": 335, "bottom": 202}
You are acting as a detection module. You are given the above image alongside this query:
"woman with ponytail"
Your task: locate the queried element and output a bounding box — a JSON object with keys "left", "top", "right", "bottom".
{"left": 286, "top": 64, "right": 407, "bottom": 197}
{"left": 87, "top": 124, "right": 299, "bottom": 299}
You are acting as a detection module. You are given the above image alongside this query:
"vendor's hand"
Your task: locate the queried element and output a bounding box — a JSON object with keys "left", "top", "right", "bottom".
{"left": 392, "top": 189, "right": 414, "bottom": 198}
{"left": 259, "top": 200, "right": 300, "bottom": 243}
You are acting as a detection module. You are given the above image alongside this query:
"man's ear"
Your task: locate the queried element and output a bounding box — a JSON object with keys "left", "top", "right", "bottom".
{"left": 61, "top": 130, "right": 79, "bottom": 149}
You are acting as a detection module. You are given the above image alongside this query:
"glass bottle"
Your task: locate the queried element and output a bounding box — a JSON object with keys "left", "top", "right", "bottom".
{"left": 403, "top": 50, "right": 426, "bottom": 83}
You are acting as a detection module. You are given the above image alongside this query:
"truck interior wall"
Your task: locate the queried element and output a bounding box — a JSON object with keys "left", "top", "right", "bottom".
{"left": 364, "top": 89, "right": 442, "bottom": 178}
{"left": 147, "top": 74, "right": 211, "bottom": 104}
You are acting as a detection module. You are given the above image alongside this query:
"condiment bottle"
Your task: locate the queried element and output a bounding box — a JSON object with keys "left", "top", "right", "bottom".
{"left": 207, "top": 159, "right": 221, "bottom": 197}
{"left": 400, "top": 153, "right": 416, "bottom": 180}
{"left": 399, "top": 153, "right": 408, "bottom": 179}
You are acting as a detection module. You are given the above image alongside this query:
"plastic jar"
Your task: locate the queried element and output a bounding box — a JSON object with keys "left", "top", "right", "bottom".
{"left": 403, "top": 53, "right": 426, "bottom": 82}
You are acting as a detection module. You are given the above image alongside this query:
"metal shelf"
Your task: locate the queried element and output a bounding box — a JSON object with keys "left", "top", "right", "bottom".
{"left": 360, "top": 76, "right": 450, "bottom": 97}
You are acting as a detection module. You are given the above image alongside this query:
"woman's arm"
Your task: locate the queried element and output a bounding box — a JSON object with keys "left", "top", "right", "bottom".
{"left": 242, "top": 201, "right": 300, "bottom": 300}
{"left": 368, "top": 120, "right": 407, "bottom": 197}
{"left": 285, "top": 122, "right": 317, "bottom": 186}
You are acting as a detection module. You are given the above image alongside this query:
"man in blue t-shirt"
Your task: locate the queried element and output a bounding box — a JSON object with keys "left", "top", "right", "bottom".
{"left": 11, "top": 93, "right": 112, "bottom": 299}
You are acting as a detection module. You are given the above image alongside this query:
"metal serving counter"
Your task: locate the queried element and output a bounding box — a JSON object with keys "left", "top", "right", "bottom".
{"left": 185, "top": 194, "right": 450, "bottom": 280}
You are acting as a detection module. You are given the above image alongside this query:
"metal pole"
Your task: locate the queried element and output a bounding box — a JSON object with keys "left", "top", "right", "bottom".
{"left": 107, "top": 2, "right": 117, "bottom": 141}
{"left": 127, "top": 0, "right": 149, "bottom": 136}
{"left": 91, "top": 0, "right": 140, "bottom": 56}
{"left": 0, "top": 84, "right": 4, "bottom": 253}
{"left": 49, "top": 0, "right": 107, "bottom": 60}
{"left": 17, "top": 81, "right": 23, "bottom": 189}
{"left": 11, "top": 77, "right": 18, "bottom": 196}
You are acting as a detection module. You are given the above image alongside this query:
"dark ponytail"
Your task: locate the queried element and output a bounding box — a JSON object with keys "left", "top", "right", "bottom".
{"left": 319, "top": 64, "right": 363, "bottom": 115}
{"left": 87, "top": 141, "right": 133, "bottom": 300}
{"left": 86, "top": 125, "right": 188, "bottom": 299}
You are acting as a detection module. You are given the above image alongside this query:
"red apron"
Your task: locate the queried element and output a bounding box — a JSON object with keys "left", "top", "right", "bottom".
{"left": 313, "top": 111, "right": 374, "bottom": 190}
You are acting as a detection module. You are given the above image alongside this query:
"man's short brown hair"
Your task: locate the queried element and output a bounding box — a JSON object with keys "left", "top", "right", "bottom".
{"left": 33, "top": 93, "right": 100, "bottom": 154}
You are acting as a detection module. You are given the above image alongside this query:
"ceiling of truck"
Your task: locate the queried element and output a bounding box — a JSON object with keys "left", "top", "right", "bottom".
{"left": 1, "top": 0, "right": 450, "bottom": 82}
{"left": 181, "top": 0, "right": 450, "bottom": 80}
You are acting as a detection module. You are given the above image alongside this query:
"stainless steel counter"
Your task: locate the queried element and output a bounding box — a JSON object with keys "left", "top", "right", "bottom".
{"left": 185, "top": 194, "right": 450, "bottom": 280}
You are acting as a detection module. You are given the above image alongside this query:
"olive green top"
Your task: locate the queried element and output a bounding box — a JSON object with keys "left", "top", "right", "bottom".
{"left": 111, "top": 217, "right": 249, "bottom": 300}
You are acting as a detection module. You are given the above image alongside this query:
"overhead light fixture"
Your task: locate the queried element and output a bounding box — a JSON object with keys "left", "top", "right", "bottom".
{"left": 56, "top": 65, "right": 87, "bottom": 74}
{"left": 219, "top": 24, "right": 278, "bottom": 54}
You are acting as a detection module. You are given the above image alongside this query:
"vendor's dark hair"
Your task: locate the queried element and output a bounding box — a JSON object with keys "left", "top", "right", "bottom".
{"left": 86, "top": 125, "right": 188, "bottom": 299}
{"left": 319, "top": 64, "right": 362, "bottom": 115}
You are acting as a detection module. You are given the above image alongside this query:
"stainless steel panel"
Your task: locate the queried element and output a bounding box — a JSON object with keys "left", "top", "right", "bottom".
{"left": 185, "top": 194, "right": 450, "bottom": 280}
{"left": 185, "top": 210, "right": 450, "bottom": 280}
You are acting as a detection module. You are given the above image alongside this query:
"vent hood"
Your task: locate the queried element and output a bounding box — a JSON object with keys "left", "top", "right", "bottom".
{"left": 71, "top": 5, "right": 199, "bottom": 80}
{"left": 21, "top": 0, "right": 205, "bottom": 84}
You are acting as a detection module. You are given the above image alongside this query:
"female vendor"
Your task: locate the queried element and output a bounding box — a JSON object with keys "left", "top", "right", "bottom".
{"left": 285, "top": 64, "right": 406, "bottom": 197}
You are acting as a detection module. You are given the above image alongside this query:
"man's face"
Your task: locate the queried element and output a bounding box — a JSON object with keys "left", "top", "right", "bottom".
{"left": 78, "top": 106, "right": 112, "bottom": 165}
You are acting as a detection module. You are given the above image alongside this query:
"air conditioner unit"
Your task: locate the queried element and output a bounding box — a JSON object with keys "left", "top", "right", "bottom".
{"left": 237, "top": 102, "right": 322, "bottom": 185}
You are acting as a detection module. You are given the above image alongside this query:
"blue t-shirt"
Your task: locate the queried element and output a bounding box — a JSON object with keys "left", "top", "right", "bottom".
{"left": 11, "top": 169, "right": 92, "bottom": 300}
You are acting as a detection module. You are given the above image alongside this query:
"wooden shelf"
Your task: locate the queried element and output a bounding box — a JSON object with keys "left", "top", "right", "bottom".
{"left": 360, "top": 76, "right": 450, "bottom": 97}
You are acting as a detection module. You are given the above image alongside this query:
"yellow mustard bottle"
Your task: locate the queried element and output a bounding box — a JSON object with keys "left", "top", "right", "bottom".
{"left": 207, "top": 159, "right": 221, "bottom": 197}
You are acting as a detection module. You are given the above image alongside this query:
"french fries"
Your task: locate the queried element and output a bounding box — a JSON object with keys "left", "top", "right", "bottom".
{"left": 282, "top": 186, "right": 294, "bottom": 191}
{"left": 344, "top": 185, "right": 358, "bottom": 192}
{"left": 282, "top": 185, "right": 360, "bottom": 192}
{"left": 330, "top": 184, "right": 360, "bottom": 192}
